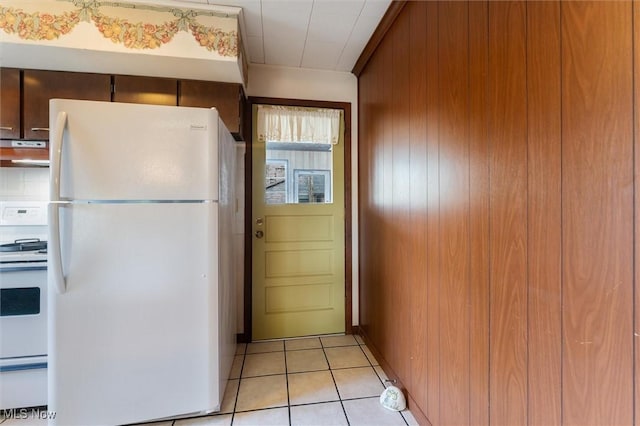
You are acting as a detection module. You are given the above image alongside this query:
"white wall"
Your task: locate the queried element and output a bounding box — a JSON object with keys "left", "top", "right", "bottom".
{"left": 0, "top": 167, "right": 49, "bottom": 201}
{"left": 246, "top": 64, "right": 360, "bottom": 326}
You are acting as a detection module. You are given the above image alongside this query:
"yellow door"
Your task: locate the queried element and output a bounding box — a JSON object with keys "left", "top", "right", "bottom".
{"left": 252, "top": 105, "right": 345, "bottom": 340}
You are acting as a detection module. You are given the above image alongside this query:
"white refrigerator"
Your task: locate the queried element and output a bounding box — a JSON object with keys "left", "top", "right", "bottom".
{"left": 48, "top": 99, "right": 237, "bottom": 426}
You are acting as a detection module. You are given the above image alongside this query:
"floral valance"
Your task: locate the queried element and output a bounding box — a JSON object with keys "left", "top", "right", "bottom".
{"left": 257, "top": 105, "right": 342, "bottom": 145}
{"left": 0, "top": 0, "right": 238, "bottom": 56}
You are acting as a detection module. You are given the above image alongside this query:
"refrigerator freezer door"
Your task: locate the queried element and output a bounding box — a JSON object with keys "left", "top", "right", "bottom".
{"left": 48, "top": 202, "right": 221, "bottom": 426}
{"left": 49, "top": 100, "right": 219, "bottom": 201}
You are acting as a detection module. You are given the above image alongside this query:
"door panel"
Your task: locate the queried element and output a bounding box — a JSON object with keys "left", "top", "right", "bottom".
{"left": 23, "top": 70, "right": 111, "bottom": 140}
{"left": 265, "top": 284, "right": 333, "bottom": 312}
{"left": 112, "top": 75, "right": 177, "bottom": 106}
{"left": 252, "top": 106, "right": 345, "bottom": 340}
{"left": 179, "top": 80, "right": 244, "bottom": 139}
{"left": 0, "top": 68, "right": 20, "bottom": 139}
{"left": 266, "top": 249, "right": 334, "bottom": 277}
{"left": 266, "top": 215, "right": 334, "bottom": 242}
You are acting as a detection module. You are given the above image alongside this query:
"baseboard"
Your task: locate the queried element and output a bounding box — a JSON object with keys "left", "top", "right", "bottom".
{"left": 357, "top": 328, "right": 432, "bottom": 426}
{"left": 236, "top": 333, "right": 250, "bottom": 344}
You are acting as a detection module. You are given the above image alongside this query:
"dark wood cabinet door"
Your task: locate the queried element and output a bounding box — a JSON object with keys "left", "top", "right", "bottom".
{"left": 113, "top": 75, "right": 177, "bottom": 106}
{"left": 179, "top": 80, "right": 245, "bottom": 140}
{"left": 0, "top": 68, "right": 20, "bottom": 139}
{"left": 23, "top": 70, "right": 111, "bottom": 140}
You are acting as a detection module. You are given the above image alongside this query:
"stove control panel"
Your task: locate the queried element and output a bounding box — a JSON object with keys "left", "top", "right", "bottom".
{"left": 0, "top": 202, "right": 48, "bottom": 226}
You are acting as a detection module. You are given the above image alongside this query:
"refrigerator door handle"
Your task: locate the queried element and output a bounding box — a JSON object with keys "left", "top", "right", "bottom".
{"left": 50, "top": 111, "right": 68, "bottom": 294}
{"left": 50, "top": 111, "right": 67, "bottom": 202}
{"left": 49, "top": 203, "right": 66, "bottom": 294}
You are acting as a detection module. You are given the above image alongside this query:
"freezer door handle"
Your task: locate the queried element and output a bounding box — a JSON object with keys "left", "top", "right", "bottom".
{"left": 49, "top": 203, "right": 66, "bottom": 294}
{"left": 50, "top": 111, "right": 68, "bottom": 294}
{"left": 50, "top": 111, "right": 67, "bottom": 202}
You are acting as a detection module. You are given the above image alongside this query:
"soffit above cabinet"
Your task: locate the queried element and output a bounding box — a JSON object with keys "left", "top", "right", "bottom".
{"left": 0, "top": 0, "right": 248, "bottom": 85}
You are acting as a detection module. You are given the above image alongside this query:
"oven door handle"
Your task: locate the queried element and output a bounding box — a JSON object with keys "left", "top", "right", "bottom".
{"left": 49, "top": 111, "right": 68, "bottom": 294}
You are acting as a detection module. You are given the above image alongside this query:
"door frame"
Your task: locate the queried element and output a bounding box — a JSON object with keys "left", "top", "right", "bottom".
{"left": 242, "top": 96, "right": 352, "bottom": 342}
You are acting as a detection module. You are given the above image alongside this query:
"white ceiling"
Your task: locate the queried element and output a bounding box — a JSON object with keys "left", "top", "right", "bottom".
{"left": 177, "top": 0, "right": 391, "bottom": 72}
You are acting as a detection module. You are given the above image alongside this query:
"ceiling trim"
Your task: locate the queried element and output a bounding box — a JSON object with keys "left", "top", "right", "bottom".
{"left": 351, "top": 0, "right": 407, "bottom": 77}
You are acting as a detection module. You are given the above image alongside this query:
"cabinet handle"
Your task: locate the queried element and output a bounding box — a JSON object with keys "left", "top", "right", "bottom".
{"left": 31, "top": 127, "right": 50, "bottom": 132}
{"left": 0, "top": 126, "right": 13, "bottom": 131}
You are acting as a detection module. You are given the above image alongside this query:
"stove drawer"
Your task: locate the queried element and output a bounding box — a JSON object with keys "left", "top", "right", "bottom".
{"left": 0, "top": 356, "right": 47, "bottom": 409}
{"left": 0, "top": 268, "right": 47, "bottom": 358}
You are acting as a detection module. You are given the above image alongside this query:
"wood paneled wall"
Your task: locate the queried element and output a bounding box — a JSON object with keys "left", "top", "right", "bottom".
{"left": 357, "top": 1, "right": 636, "bottom": 424}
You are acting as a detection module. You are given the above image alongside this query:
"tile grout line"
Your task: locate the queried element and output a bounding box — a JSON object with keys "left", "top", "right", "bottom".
{"left": 320, "top": 338, "right": 352, "bottom": 425}
{"left": 362, "top": 344, "right": 385, "bottom": 386}
{"left": 366, "top": 347, "right": 409, "bottom": 426}
{"left": 352, "top": 341, "right": 409, "bottom": 426}
{"left": 358, "top": 343, "right": 390, "bottom": 390}
{"left": 283, "top": 342, "right": 292, "bottom": 426}
{"left": 229, "top": 343, "right": 247, "bottom": 424}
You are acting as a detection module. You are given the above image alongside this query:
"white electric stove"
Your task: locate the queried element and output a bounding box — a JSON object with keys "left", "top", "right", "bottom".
{"left": 0, "top": 201, "right": 48, "bottom": 409}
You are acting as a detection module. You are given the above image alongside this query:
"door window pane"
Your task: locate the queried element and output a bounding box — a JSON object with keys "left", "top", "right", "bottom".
{"left": 295, "top": 170, "right": 331, "bottom": 203}
{"left": 265, "top": 159, "right": 288, "bottom": 205}
{"left": 265, "top": 142, "right": 333, "bottom": 204}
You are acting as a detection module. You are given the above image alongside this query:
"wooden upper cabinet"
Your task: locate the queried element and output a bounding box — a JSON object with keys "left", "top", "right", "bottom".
{"left": 0, "top": 68, "right": 21, "bottom": 139}
{"left": 179, "top": 80, "right": 246, "bottom": 140}
{"left": 23, "top": 70, "right": 111, "bottom": 140}
{"left": 113, "top": 75, "right": 177, "bottom": 106}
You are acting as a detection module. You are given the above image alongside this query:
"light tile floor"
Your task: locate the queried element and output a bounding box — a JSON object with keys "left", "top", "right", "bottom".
{"left": 0, "top": 335, "right": 420, "bottom": 426}
{"left": 155, "top": 334, "right": 419, "bottom": 426}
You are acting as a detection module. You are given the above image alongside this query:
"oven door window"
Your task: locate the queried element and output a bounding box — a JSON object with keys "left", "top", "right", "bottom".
{"left": 0, "top": 288, "right": 40, "bottom": 316}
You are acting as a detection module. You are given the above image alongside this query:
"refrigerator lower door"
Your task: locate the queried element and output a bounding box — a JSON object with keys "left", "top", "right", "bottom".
{"left": 49, "top": 202, "right": 221, "bottom": 426}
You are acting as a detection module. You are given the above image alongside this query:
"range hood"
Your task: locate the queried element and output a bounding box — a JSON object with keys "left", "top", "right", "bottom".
{"left": 0, "top": 140, "right": 49, "bottom": 166}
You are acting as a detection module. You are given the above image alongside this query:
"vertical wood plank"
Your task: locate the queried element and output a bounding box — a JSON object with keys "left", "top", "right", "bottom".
{"left": 366, "top": 40, "right": 381, "bottom": 348}
{"left": 357, "top": 49, "right": 372, "bottom": 339}
{"left": 380, "top": 20, "right": 398, "bottom": 378}
{"left": 488, "top": 2, "right": 529, "bottom": 424}
{"left": 437, "top": 2, "right": 471, "bottom": 424}
{"left": 468, "top": 2, "right": 490, "bottom": 424}
{"left": 425, "top": 2, "right": 441, "bottom": 423}
{"left": 372, "top": 35, "right": 387, "bottom": 350}
{"left": 374, "top": 41, "right": 386, "bottom": 350}
{"left": 408, "top": 0, "right": 429, "bottom": 413}
{"left": 562, "top": 2, "right": 634, "bottom": 424}
{"left": 526, "top": 2, "right": 562, "bottom": 424}
{"left": 359, "top": 50, "right": 372, "bottom": 339}
{"left": 381, "top": 30, "right": 395, "bottom": 362}
{"left": 391, "top": 8, "right": 412, "bottom": 386}
{"left": 635, "top": 1, "right": 640, "bottom": 423}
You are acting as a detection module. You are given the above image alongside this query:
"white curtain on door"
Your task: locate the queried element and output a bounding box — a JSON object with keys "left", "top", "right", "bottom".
{"left": 256, "top": 105, "right": 341, "bottom": 144}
